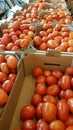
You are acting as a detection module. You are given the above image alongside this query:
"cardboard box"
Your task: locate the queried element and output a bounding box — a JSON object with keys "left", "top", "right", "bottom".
{"left": 0, "top": 52, "right": 24, "bottom": 130}
{"left": 9, "top": 50, "right": 73, "bottom": 130}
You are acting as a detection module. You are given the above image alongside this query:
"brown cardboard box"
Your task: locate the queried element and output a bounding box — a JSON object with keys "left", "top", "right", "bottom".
{"left": 0, "top": 53, "right": 24, "bottom": 130}
{"left": 9, "top": 50, "right": 73, "bottom": 130}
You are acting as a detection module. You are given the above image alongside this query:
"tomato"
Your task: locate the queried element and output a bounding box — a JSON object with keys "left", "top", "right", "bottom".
{"left": 20, "top": 105, "right": 36, "bottom": 120}
{"left": 36, "top": 75, "right": 46, "bottom": 84}
{"left": 0, "top": 62, "right": 9, "bottom": 75}
{"left": 69, "top": 32, "right": 73, "bottom": 39}
{"left": 65, "top": 115, "right": 73, "bottom": 126}
{"left": 6, "top": 43, "right": 14, "bottom": 50}
{"left": 1, "top": 33, "right": 10, "bottom": 45}
{"left": 42, "top": 23, "right": 51, "bottom": 30}
{"left": 44, "top": 69, "right": 51, "bottom": 77}
{"left": 47, "top": 39, "right": 59, "bottom": 49}
{"left": 33, "top": 67, "right": 43, "bottom": 77}
{"left": 39, "top": 31, "right": 47, "bottom": 37}
{"left": 22, "top": 119, "right": 36, "bottom": 130}
{"left": 0, "top": 55, "right": 5, "bottom": 63}
{"left": 11, "top": 35, "right": 19, "bottom": 43}
{"left": 57, "top": 99, "right": 69, "bottom": 122}
{"left": 43, "top": 95, "right": 58, "bottom": 105}
{"left": 67, "top": 98, "right": 73, "bottom": 113}
{"left": 0, "top": 72, "right": 7, "bottom": 83}
{"left": 66, "top": 66, "right": 73, "bottom": 76}
{"left": 46, "top": 84, "right": 60, "bottom": 96}
{"left": 33, "top": 36, "right": 42, "bottom": 46}
{"left": 6, "top": 55, "right": 18, "bottom": 69}
{"left": 42, "top": 102, "right": 57, "bottom": 122}
{"left": 46, "top": 75, "right": 57, "bottom": 85}
{"left": 12, "top": 21, "right": 20, "bottom": 30}
{"left": 2, "top": 80, "right": 13, "bottom": 94}
{"left": 31, "top": 93, "right": 43, "bottom": 106}
{"left": 59, "top": 90, "right": 65, "bottom": 99}
{"left": 8, "top": 73, "right": 16, "bottom": 82}
{"left": 35, "top": 83, "right": 47, "bottom": 96}
{"left": 36, "top": 119, "right": 49, "bottom": 130}
{"left": 64, "top": 89, "right": 73, "bottom": 99}
{"left": 66, "top": 125, "right": 73, "bottom": 130}
{"left": 49, "top": 120, "right": 65, "bottom": 130}
{"left": 0, "top": 88, "right": 8, "bottom": 106}
{"left": 58, "top": 75, "right": 71, "bottom": 90}
{"left": 36, "top": 103, "right": 43, "bottom": 119}
{"left": 52, "top": 69, "right": 63, "bottom": 79}
{"left": 39, "top": 42, "right": 47, "bottom": 51}
{"left": 71, "top": 78, "right": 73, "bottom": 87}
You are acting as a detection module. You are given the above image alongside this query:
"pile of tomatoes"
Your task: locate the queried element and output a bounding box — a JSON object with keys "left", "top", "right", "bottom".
{"left": 0, "top": 54, "right": 18, "bottom": 108}
{"left": 33, "top": 23, "right": 73, "bottom": 52}
{"left": 14, "top": 66, "right": 73, "bottom": 130}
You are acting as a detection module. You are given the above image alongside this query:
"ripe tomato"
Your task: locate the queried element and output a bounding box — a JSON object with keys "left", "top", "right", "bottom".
{"left": 2, "top": 80, "right": 13, "bottom": 94}
{"left": 22, "top": 119, "right": 36, "bottom": 130}
{"left": 66, "top": 125, "right": 73, "bottom": 130}
{"left": 44, "top": 69, "right": 51, "bottom": 77}
{"left": 57, "top": 99, "right": 69, "bottom": 122}
{"left": 67, "top": 98, "right": 73, "bottom": 113}
{"left": 59, "top": 90, "right": 65, "bottom": 99}
{"left": 42, "top": 102, "right": 57, "bottom": 122}
{"left": 58, "top": 75, "right": 71, "bottom": 90}
{"left": 65, "top": 115, "right": 73, "bottom": 126}
{"left": 46, "top": 84, "right": 60, "bottom": 96}
{"left": 33, "top": 36, "right": 42, "bottom": 46}
{"left": 36, "top": 103, "right": 43, "bottom": 119}
{"left": 43, "top": 95, "right": 58, "bottom": 105}
{"left": 0, "top": 88, "right": 8, "bottom": 106}
{"left": 0, "top": 62, "right": 9, "bottom": 75}
{"left": 64, "top": 89, "right": 73, "bottom": 100}
{"left": 46, "top": 75, "right": 57, "bottom": 85}
{"left": 6, "top": 55, "right": 18, "bottom": 69}
{"left": 1, "top": 33, "right": 10, "bottom": 45}
{"left": 8, "top": 73, "right": 16, "bottom": 82}
{"left": 52, "top": 69, "right": 63, "bottom": 79}
{"left": 31, "top": 93, "right": 43, "bottom": 106}
{"left": 66, "top": 66, "right": 73, "bottom": 76}
{"left": 12, "top": 21, "right": 20, "bottom": 30}
{"left": 36, "top": 119, "right": 49, "bottom": 130}
{"left": 0, "top": 55, "right": 5, "bottom": 63}
{"left": 49, "top": 120, "right": 65, "bottom": 130}
{"left": 0, "top": 72, "right": 7, "bottom": 83}
{"left": 33, "top": 67, "right": 43, "bottom": 77}
{"left": 47, "top": 39, "right": 59, "bottom": 49}
{"left": 36, "top": 75, "right": 46, "bottom": 84}
{"left": 35, "top": 83, "right": 47, "bottom": 96}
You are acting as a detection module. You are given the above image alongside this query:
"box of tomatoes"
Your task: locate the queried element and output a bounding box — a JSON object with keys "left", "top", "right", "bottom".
{"left": 9, "top": 49, "right": 73, "bottom": 130}
{"left": 0, "top": 51, "right": 24, "bottom": 130}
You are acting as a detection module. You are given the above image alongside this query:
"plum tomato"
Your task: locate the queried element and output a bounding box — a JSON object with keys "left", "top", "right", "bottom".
{"left": 22, "top": 119, "right": 36, "bottom": 130}
{"left": 36, "top": 119, "right": 49, "bottom": 130}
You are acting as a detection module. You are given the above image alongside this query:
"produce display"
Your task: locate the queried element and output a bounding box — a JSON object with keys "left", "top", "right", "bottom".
{"left": 14, "top": 66, "right": 73, "bottom": 130}
{"left": 0, "top": 54, "right": 18, "bottom": 110}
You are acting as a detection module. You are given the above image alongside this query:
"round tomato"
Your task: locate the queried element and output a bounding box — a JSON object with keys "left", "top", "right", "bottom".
{"left": 0, "top": 72, "right": 7, "bottom": 83}
{"left": 66, "top": 66, "right": 73, "bottom": 76}
{"left": 33, "top": 67, "right": 43, "bottom": 77}
{"left": 2, "top": 80, "right": 13, "bottom": 94}
{"left": 22, "top": 119, "right": 36, "bottom": 130}
{"left": 46, "top": 75, "right": 57, "bottom": 85}
{"left": 0, "top": 88, "right": 8, "bottom": 106}
{"left": 36, "top": 75, "right": 46, "bottom": 84}
{"left": 43, "top": 95, "right": 58, "bottom": 105}
{"left": 0, "top": 62, "right": 9, "bottom": 75}
{"left": 36, "top": 119, "right": 49, "bottom": 130}
{"left": 52, "top": 69, "right": 63, "bottom": 79}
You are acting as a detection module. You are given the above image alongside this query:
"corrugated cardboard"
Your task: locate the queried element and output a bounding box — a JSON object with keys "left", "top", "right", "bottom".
{"left": 9, "top": 50, "right": 73, "bottom": 130}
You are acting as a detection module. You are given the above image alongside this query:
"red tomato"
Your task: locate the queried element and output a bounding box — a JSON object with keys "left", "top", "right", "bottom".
{"left": 47, "top": 39, "right": 59, "bottom": 49}
{"left": 66, "top": 66, "right": 73, "bottom": 76}
{"left": 2, "top": 80, "right": 13, "bottom": 94}
{"left": 20, "top": 105, "right": 36, "bottom": 120}
{"left": 33, "top": 67, "right": 43, "bottom": 77}
{"left": 8, "top": 73, "right": 16, "bottom": 82}
{"left": 31, "top": 93, "right": 43, "bottom": 106}
{"left": 0, "top": 88, "right": 8, "bottom": 106}
{"left": 58, "top": 75, "right": 71, "bottom": 90}
{"left": 46, "top": 84, "right": 60, "bottom": 96}
{"left": 43, "top": 95, "right": 58, "bottom": 105}
{"left": 12, "top": 21, "right": 20, "bottom": 30}
{"left": 49, "top": 120, "right": 65, "bottom": 130}
{"left": 59, "top": 90, "right": 65, "bottom": 99}
{"left": 0, "top": 72, "right": 7, "bottom": 83}
{"left": 65, "top": 115, "right": 73, "bottom": 126}
{"left": 0, "top": 55, "right": 5, "bottom": 63}
{"left": 46, "top": 75, "right": 57, "bottom": 85}
{"left": 22, "top": 119, "right": 36, "bottom": 130}
{"left": 66, "top": 125, "right": 73, "bottom": 130}
{"left": 36, "top": 119, "right": 49, "bottom": 130}
{"left": 6, "top": 55, "right": 18, "bottom": 69}
{"left": 52, "top": 69, "right": 63, "bottom": 79}
{"left": 36, "top": 75, "right": 46, "bottom": 84}
{"left": 57, "top": 99, "right": 69, "bottom": 121}
{"left": 1, "top": 33, "right": 10, "bottom": 45}
{"left": 36, "top": 103, "right": 43, "bottom": 119}
{"left": 42, "top": 102, "right": 57, "bottom": 122}
{"left": 35, "top": 83, "right": 47, "bottom": 96}
{"left": 64, "top": 89, "right": 73, "bottom": 99}
{"left": 44, "top": 69, "right": 51, "bottom": 77}
{"left": 33, "top": 36, "right": 42, "bottom": 46}
{"left": 71, "top": 78, "right": 73, "bottom": 87}
{"left": 67, "top": 98, "right": 73, "bottom": 113}
{"left": 0, "top": 62, "right": 9, "bottom": 75}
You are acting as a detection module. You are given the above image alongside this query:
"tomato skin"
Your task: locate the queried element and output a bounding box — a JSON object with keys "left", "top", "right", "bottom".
{"left": 36, "top": 103, "right": 43, "bottom": 119}
{"left": 33, "top": 67, "right": 43, "bottom": 78}
{"left": 49, "top": 120, "right": 65, "bottom": 130}
{"left": 66, "top": 125, "right": 73, "bottom": 130}
{"left": 66, "top": 66, "right": 73, "bottom": 76}
{"left": 46, "top": 75, "right": 57, "bottom": 85}
{"left": 31, "top": 93, "right": 43, "bottom": 106}
{"left": 35, "top": 83, "right": 47, "bottom": 96}
{"left": 42, "top": 102, "right": 57, "bottom": 122}
{"left": 58, "top": 75, "right": 71, "bottom": 90}
{"left": 46, "top": 84, "right": 60, "bottom": 96}
{"left": 57, "top": 99, "right": 69, "bottom": 122}
{"left": 67, "top": 98, "right": 73, "bottom": 113}
{"left": 43, "top": 95, "right": 58, "bottom": 105}
{"left": 2, "top": 80, "right": 13, "bottom": 94}
{"left": 65, "top": 115, "right": 73, "bottom": 126}
{"left": 20, "top": 105, "right": 36, "bottom": 120}
{"left": 36, "top": 119, "right": 49, "bottom": 130}
{"left": 22, "top": 119, "right": 36, "bottom": 130}
{"left": 52, "top": 69, "right": 63, "bottom": 79}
